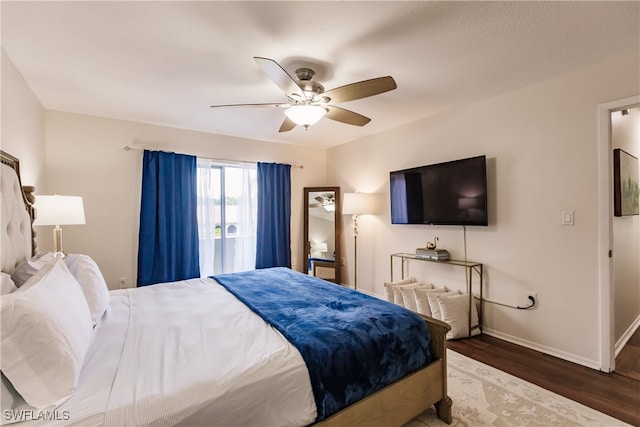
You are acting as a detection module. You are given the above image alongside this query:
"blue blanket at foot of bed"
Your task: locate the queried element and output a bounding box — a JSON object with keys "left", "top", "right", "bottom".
{"left": 213, "top": 267, "right": 431, "bottom": 422}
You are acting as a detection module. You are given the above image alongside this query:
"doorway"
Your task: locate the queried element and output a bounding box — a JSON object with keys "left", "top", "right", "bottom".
{"left": 597, "top": 95, "right": 640, "bottom": 373}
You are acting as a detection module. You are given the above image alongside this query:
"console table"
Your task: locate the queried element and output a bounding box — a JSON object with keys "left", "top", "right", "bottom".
{"left": 390, "top": 253, "right": 483, "bottom": 335}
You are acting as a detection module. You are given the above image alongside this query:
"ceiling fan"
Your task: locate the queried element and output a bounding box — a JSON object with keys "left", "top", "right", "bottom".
{"left": 309, "top": 194, "right": 336, "bottom": 212}
{"left": 210, "top": 57, "right": 397, "bottom": 132}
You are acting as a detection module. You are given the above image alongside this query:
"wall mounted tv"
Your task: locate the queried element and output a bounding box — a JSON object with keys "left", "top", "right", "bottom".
{"left": 390, "top": 155, "right": 488, "bottom": 226}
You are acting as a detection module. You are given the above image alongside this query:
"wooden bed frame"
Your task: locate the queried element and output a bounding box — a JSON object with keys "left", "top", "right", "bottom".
{"left": 1, "top": 149, "right": 452, "bottom": 426}
{"left": 318, "top": 315, "right": 452, "bottom": 426}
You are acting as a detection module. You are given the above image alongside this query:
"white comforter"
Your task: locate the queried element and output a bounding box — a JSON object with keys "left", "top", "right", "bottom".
{"left": 16, "top": 278, "right": 317, "bottom": 427}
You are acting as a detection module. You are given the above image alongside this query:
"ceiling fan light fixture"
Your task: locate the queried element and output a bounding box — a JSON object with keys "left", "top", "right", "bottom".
{"left": 212, "top": 58, "right": 397, "bottom": 133}
{"left": 285, "top": 105, "right": 327, "bottom": 128}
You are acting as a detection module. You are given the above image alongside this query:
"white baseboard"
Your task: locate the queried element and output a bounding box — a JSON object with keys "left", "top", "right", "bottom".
{"left": 482, "top": 327, "right": 601, "bottom": 371}
{"left": 366, "top": 289, "right": 614, "bottom": 372}
{"left": 615, "top": 314, "right": 640, "bottom": 357}
{"left": 357, "top": 288, "right": 385, "bottom": 299}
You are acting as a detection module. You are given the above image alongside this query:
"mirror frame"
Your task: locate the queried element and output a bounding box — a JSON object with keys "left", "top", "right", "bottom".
{"left": 303, "top": 186, "right": 341, "bottom": 283}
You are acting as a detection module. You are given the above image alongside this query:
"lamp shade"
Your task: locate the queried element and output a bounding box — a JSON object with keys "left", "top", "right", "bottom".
{"left": 33, "top": 195, "right": 86, "bottom": 226}
{"left": 342, "top": 193, "right": 375, "bottom": 215}
{"left": 284, "top": 105, "right": 327, "bottom": 127}
{"left": 313, "top": 242, "right": 328, "bottom": 253}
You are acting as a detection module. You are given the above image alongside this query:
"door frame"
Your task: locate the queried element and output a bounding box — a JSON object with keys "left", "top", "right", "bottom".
{"left": 597, "top": 95, "right": 640, "bottom": 372}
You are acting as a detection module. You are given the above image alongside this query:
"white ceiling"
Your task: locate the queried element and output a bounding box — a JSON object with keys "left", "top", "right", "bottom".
{"left": 2, "top": 1, "right": 638, "bottom": 149}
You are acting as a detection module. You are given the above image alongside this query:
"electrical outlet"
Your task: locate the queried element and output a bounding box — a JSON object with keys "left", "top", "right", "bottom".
{"left": 340, "top": 257, "right": 346, "bottom": 266}
{"left": 526, "top": 291, "right": 537, "bottom": 306}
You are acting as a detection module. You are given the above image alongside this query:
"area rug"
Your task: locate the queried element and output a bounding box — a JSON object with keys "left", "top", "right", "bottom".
{"left": 404, "top": 350, "right": 629, "bottom": 426}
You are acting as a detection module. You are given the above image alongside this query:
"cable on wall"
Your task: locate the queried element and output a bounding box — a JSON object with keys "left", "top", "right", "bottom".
{"left": 483, "top": 296, "right": 536, "bottom": 310}
{"left": 463, "top": 225, "right": 535, "bottom": 310}
{"left": 463, "top": 225, "right": 468, "bottom": 286}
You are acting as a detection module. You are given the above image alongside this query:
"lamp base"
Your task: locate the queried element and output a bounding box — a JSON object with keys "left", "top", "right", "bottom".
{"left": 352, "top": 215, "right": 358, "bottom": 290}
{"left": 53, "top": 226, "right": 66, "bottom": 258}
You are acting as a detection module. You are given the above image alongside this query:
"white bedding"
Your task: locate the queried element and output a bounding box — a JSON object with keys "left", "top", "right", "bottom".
{"left": 12, "top": 278, "right": 316, "bottom": 427}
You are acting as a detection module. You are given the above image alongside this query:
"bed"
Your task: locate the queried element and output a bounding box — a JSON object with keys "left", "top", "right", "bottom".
{"left": 0, "top": 150, "right": 452, "bottom": 426}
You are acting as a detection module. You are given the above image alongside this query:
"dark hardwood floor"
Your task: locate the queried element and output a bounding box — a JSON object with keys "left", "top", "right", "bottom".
{"left": 448, "top": 334, "right": 640, "bottom": 426}
{"left": 616, "top": 327, "right": 640, "bottom": 382}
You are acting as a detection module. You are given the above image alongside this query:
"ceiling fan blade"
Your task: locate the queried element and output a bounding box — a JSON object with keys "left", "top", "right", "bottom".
{"left": 210, "top": 102, "right": 288, "bottom": 109}
{"left": 279, "top": 117, "right": 296, "bottom": 132}
{"left": 325, "top": 105, "right": 371, "bottom": 127}
{"left": 323, "top": 76, "right": 397, "bottom": 104}
{"left": 254, "top": 57, "right": 303, "bottom": 97}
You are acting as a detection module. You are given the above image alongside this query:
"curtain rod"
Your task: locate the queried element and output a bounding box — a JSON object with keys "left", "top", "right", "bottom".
{"left": 123, "top": 146, "right": 303, "bottom": 169}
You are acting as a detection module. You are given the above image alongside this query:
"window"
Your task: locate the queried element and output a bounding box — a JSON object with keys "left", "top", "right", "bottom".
{"left": 197, "top": 159, "right": 257, "bottom": 276}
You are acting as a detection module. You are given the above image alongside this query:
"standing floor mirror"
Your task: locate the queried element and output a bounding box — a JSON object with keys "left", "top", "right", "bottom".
{"left": 303, "top": 187, "right": 341, "bottom": 283}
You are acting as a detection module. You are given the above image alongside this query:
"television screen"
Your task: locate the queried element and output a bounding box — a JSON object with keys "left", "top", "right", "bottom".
{"left": 390, "top": 155, "right": 488, "bottom": 226}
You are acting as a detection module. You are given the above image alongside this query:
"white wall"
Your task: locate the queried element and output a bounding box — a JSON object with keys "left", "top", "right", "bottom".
{"left": 327, "top": 52, "right": 640, "bottom": 368}
{"left": 4, "top": 41, "right": 638, "bottom": 369}
{"left": 611, "top": 106, "right": 640, "bottom": 348}
{"left": 1, "top": 50, "right": 46, "bottom": 191}
{"left": 43, "top": 111, "right": 328, "bottom": 289}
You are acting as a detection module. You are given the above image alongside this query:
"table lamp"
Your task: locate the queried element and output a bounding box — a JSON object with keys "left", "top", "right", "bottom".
{"left": 33, "top": 194, "right": 86, "bottom": 256}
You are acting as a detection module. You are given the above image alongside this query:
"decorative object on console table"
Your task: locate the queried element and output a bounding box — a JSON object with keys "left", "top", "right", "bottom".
{"left": 425, "top": 236, "right": 439, "bottom": 250}
{"left": 416, "top": 248, "right": 450, "bottom": 261}
{"left": 342, "top": 192, "right": 375, "bottom": 290}
{"left": 33, "top": 194, "right": 86, "bottom": 257}
{"left": 418, "top": 237, "right": 449, "bottom": 260}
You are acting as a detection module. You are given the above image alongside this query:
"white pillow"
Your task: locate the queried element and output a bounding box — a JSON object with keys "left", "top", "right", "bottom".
{"left": 1, "top": 258, "right": 93, "bottom": 409}
{"left": 9, "top": 252, "right": 56, "bottom": 287}
{"left": 438, "top": 293, "right": 481, "bottom": 340}
{"left": 427, "top": 290, "right": 460, "bottom": 320}
{"left": 1, "top": 273, "right": 17, "bottom": 295}
{"left": 383, "top": 277, "right": 416, "bottom": 304}
{"left": 413, "top": 286, "right": 448, "bottom": 317}
{"left": 65, "top": 254, "right": 110, "bottom": 326}
{"left": 398, "top": 282, "right": 432, "bottom": 312}
{"left": 1, "top": 373, "right": 34, "bottom": 424}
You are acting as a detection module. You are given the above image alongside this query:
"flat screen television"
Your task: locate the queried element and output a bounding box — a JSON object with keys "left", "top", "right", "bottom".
{"left": 390, "top": 155, "right": 488, "bottom": 226}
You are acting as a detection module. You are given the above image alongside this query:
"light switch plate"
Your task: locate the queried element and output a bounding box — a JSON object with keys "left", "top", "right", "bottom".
{"left": 561, "top": 210, "right": 575, "bottom": 226}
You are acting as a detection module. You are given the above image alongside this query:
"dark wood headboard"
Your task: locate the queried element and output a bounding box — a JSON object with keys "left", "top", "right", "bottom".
{"left": 1, "top": 150, "right": 37, "bottom": 256}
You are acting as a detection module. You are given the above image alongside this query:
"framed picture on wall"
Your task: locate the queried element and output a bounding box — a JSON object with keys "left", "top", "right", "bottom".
{"left": 613, "top": 148, "right": 639, "bottom": 216}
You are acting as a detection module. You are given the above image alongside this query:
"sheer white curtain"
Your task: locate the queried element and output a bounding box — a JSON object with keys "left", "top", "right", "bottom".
{"left": 233, "top": 167, "right": 257, "bottom": 272}
{"left": 197, "top": 159, "right": 257, "bottom": 276}
{"left": 197, "top": 158, "right": 218, "bottom": 277}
